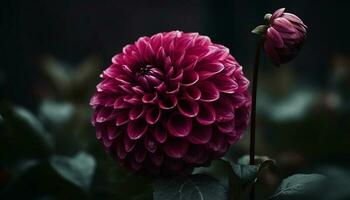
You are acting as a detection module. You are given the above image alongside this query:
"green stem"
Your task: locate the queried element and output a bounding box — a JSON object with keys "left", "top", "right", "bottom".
{"left": 249, "top": 41, "right": 262, "bottom": 200}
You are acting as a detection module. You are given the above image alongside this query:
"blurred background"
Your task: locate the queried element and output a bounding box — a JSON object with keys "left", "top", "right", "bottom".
{"left": 1, "top": 0, "right": 350, "bottom": 199}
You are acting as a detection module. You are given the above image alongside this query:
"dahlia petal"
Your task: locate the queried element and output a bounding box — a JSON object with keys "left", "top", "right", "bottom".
{"left": 150, "top": 33, "right": 163, "bottom": 51}
{"left": 166, "top": 82, "right": 180, "bottom": 94}
{"left": 182, "top": 55, "right": 199, "bottom": 70}
{"left": 206, "top": 46, "right": 230, "bottom": 61}
{"left": 116, "top": 111, "right": 130, "bottom": 126}
{"left": 145, "top": 107, "right": 161, "bottom": 125}
{"left": 124, "top": 134, "right": 136, "bottom": 152}
{"left": 129, "top": 106, "right": 145, "bottom": 120}
{"left": 103, "top": 65, "right": 120, "bottom": 78}
{"left": 151, "top": 126, "right": 167, "bottom": 143}
{"left": 156, "top": 47, "right": 166, "bottom": 64}
{"left": 280, "top": 31, "right": 299, "bottom": 40}
{"left": 119, "top": 84, "right": 133, "bottom": 93}
{"left": 123, "top": 54, "right": 138, "bottom": 67}
{"left": 148, "top": 68, "right": 164, "bottom": 79}
{"left": 163, "top": 56, "right": 173, "bottom": 73}
{"left": 163, "top": 33, "right": 176, "bottom": 56}
{"left": 181, "top": 70, "right": 199, "bottom": 86}
{"left": 114, "top": 75, "right": 132, "bottom": 85}
{"left": 111, "top": 54, "right": 124, "bottom": 65}
{"left": 163, "top": 158, "right": 184, "bottom": 171}
{"left": 159, "top": 95, "right": 178, "bottom": 110}
{"left": 184, "top": 86, "right": 201, "bottom": 100}
{"left": 177, "top": 99, "right": 199, "bottom": 117}
{"left": 231, "top": 92, "right": 250, "bottom": 107}
{"left": 116, "top": 141, "right": 127, "bottom": 159}
{"left": 137, "top": 76, "right": 151, "bottom": 91}
{"left": 271, "top": 8, "right": 285, "bottom": 21}
{"left": 214, "top": 76, "right": 239, "bottom": 94}
{"left": 226, "top": 134, "right": 241, "bottom": 144}
{"left": 266, "top": 27, "right": 284, "bottom": 48}
{"left": 174, "top": 50, "right": 186, "bottom": 67}
{"left": 283, "top": 13, "right": 304, "bottom": 26}
{"left": 149, "top": 150, "right": 164, "bottom": 166}
{"left": 273, "top": 18, "right": 297, "bottom": 33}
{"left": 237, "top": 76, "right": 250, "bottom": 92}
{"left": 102, "top": 136, "right": 113, "bottom": 147}
{"left": 186, "top": 123, "right": 212, "bottom": 144}
{"left": 214, "top": 96, "right": 235, "bottom": 122}
{"left": 130, "top": 159, "right": 142, "bottom": 171}
{"left": 97, "top": 79, "right": 120, "bottom": 92}
{"left": 167, "top": 114, "right": 192, "bottom": 137}
{"left": 170, "top": 69, "right": 183, "bottom": 82}
{"left": 196, "top": 103, "right": 216, "bottom": 125}
{"left": 216, "top": 121, "right": 235, "bottom": 134}
{"left": 207, "top": 133, "right": 228, "bottom": 153}
{"left": 196, "top": 35, "right": 211, "bottom": 46}
{"left": 174, "top": 34, "right": 193, "bottom": 50}
{"left": 145, "top": 75, "right": 162, "bottom": 86}
{"left": 196, "top": 62, "right": 225, "bottom": 80}
{"left": 184, "top": 145, "right": 208, "bottom": 164}
{"left": 127, "top": 119, "right": 148, "bottom": 140}
{"left": 132, "top": 86, "right": 145, "bottom": 95}
{"left": 155, "top": 82, "right": 166, "bottom": 93}
{"left": 114, "top": 97, "right": 131, "bottom": 109}
{"left": 166, "top": 65, "right": 175, "bottom": 77}
{"left": 135, "top": 36, "right": 148, "bottom": 55}
{"left": 142, "top": 92, "right": 158, "bottom": 104}
{"left": 122, "top": 44, "right": 135, "bottom": 54}
{"left": 96, "top": 107, "right": 114, "bottom": 123}
{"left": 164, "top": 138, "right": 189, "bottom": 158}
{"left": 96, "top": 129, "right": 103, "bottom": 139}
{"left": 134, "top": 148, "right": 147, "bottom": 163}
{"left": 294, "top": 25, "right": 306, "bottom": 35}
{"left": 264, "top": 40, "right": 281, "bottom": 64}
{"left": 124, "top": 94, "right": 141, "bottom": 105}
{"left": 143, "top": 43, "right": 155, "bottom": 63}
{"left": 186, "top": 32, "right": 199, "bottom": 46}
{"left": 90, "top": 94, "right": 101, "bottom": 107}
{"left": 107, "top": 125, "right": 120, "bottom": 140}
{"left": 144, "top": 135, "right": 158, "bottom": 153}
{"left": 187, "top": 46, "right": 209, "bottom": 60}
{"left": 199, "top": 81, "right": 220, "bottom": 102}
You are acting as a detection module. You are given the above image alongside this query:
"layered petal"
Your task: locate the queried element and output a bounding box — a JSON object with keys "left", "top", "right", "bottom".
{"left": 90, "top": 31, "right": 251, "bottom": 175}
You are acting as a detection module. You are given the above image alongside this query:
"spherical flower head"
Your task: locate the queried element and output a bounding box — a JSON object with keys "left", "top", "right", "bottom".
{"left": 254, "top": 8, "right": 308, "bottom": 65}
{"left": 90, "top": 31, "right": 251, "bottom": 176}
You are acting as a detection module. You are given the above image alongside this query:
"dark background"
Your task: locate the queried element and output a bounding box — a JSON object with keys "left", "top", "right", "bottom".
{"left": 1, "top": 0, "right": 350, "bottom": 199}
{"left": 2, "top": 0, "right": 349, "bottom": 107}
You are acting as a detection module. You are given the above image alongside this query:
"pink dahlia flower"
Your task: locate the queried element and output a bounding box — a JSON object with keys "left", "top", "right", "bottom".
{"left": 264, "top": 8, "right": 307, "bottom": 65}
{"left": 90, "top": 31, "right": 251, "bottom": 175}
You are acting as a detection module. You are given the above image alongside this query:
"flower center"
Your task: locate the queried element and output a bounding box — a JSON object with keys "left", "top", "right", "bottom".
{"left": 139, "top": 64, "right": 153, "bottom": 76}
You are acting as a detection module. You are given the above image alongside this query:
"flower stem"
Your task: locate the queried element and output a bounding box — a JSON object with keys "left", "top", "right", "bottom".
{"left": 249, "top": 41, "right": 262, "bottom": 200}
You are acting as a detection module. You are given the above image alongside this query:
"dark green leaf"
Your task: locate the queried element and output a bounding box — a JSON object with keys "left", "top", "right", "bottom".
{"left": 0, "top": 104, "right": 54, "bottom": 161}
{"left": 39, "top": 100, "right": 74, "bottom": 125}
{"left": 0, "top": 160, "right": 41, "bottom": 198}
{"left": 231, "top": 163, "right": 258, "bottom": 186}
{"left": 153, "top": 174, "right": 227, "bottom": 200}
{"left": 316, "top": 166, "right": 350, "bottom": 200}
{"left": 50, "top": 152, "right": 96, "bottom": 192}
{"left": 270, "top": 174, "right": 326, "bottom": 200}
{"left": 193, "top": 159, "right": 242, "bottom": 200}
{"left": 251, "top": 25, "right": 267, "bottom": 35}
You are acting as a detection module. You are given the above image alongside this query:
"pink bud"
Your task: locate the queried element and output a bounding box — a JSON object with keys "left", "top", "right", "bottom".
{"left": 264, "top": 8, "right": 307, "bottom": 65}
